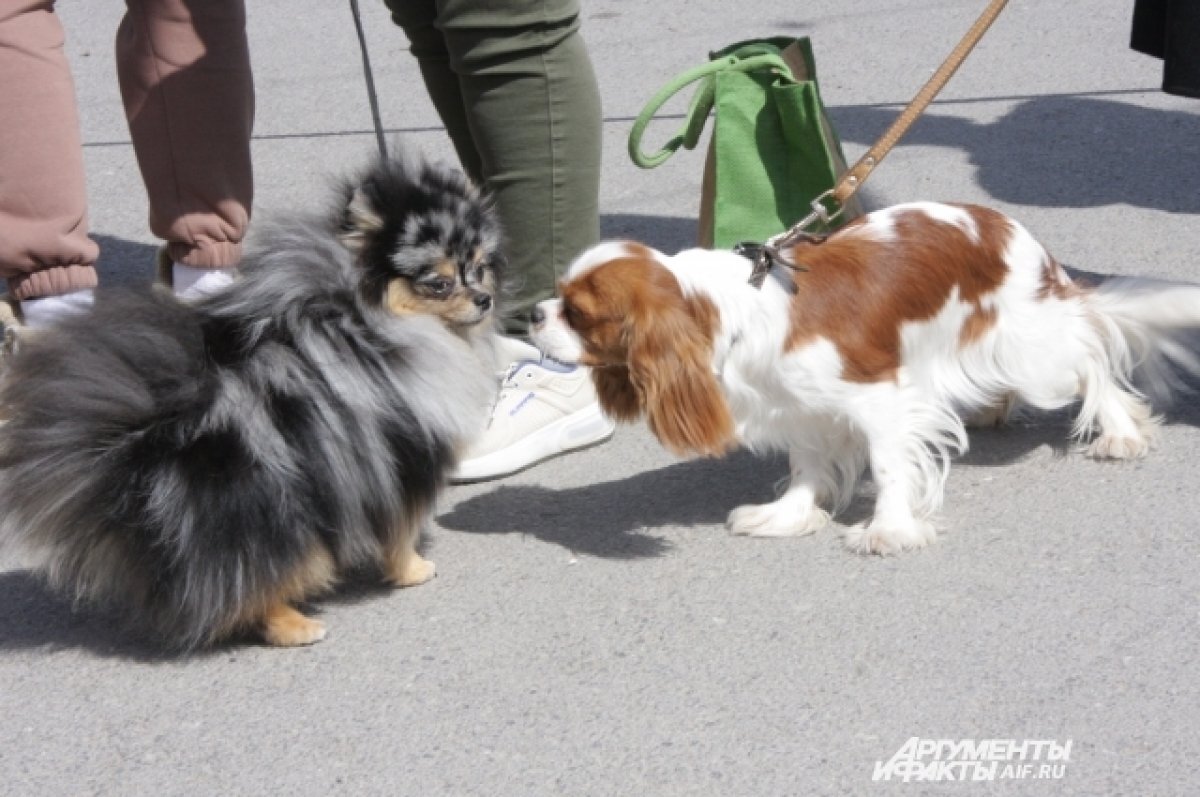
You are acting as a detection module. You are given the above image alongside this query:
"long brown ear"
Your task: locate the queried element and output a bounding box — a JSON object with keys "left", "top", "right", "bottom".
{"left": 590, "top": 365, "right": 642, "bottom": 421}
{"left": 625, "top": 305, "right": 736, "bottom": 457}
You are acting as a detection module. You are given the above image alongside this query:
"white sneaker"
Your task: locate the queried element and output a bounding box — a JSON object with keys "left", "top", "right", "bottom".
{"left": 452, "top": 353, "right": 615, "bottom": 483}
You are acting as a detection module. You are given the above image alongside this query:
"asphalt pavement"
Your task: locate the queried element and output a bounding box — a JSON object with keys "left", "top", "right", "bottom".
{"left": 2, "top": 1, "right": 1199, "bottom": 794}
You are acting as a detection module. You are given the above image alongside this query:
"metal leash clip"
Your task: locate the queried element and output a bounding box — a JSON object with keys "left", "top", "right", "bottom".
{"left": 744, "top": 190, "right": 841, "bottom": 288}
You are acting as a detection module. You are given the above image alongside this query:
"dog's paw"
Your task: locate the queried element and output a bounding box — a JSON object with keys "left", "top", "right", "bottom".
{"left": 262, "top": 605, "right": 327, "bottom": 647}
{"left": 1086, "top": 433, "right": 1150, "bottom": 460}
{"left": 727, "top": 502, "right": 830, "bottom": 537}
{"left": 844, "top": 519, "right": 936, "bottom": 555}
{"left": 388, "top": 555, "right": 437, "bottom": 588}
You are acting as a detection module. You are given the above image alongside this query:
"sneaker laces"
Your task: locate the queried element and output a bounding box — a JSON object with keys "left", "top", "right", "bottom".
{"left": 483, "top": 354, "right": 575, "bottom": 426}
{"left": 498, "top": 360, "right": 523, "bottom": 387}
{"left": 481, "top": 360, "right": 534, "bottom": 429}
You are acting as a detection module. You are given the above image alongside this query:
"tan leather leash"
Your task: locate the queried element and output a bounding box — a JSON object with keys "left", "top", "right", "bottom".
{"left": 749, "top": 0, "right": 1011, "bottom": 287}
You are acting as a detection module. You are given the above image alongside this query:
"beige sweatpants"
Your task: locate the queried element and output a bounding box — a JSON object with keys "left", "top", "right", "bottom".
{"left": 0, "top": 0, "right": 253, "bottom": 301}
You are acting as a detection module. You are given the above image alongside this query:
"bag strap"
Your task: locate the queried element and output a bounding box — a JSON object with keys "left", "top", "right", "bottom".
{"left": 628, "top": 53, "right": 792, "bottom": 169}
{"left": 751, "top": 0, "right": 1010, "bottom": 287}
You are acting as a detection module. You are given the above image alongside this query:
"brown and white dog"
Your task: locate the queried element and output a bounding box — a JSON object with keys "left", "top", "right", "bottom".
{"left": 530, "top": 202, "right": 1200, "bottom": 554}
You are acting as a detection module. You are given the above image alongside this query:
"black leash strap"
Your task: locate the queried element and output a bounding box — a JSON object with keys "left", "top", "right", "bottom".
{"left": 349, "top": 0, "right": 388, "bottom": 159}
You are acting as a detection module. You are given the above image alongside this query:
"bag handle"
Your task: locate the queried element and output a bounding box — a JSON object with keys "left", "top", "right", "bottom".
{"left": 628, "top": 53, "right": 792, "bottom": 169}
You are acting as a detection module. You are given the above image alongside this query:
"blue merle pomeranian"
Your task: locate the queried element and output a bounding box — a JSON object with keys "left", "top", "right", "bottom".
{"left": 0, "top": 154, "right": 502, "bottom": 649}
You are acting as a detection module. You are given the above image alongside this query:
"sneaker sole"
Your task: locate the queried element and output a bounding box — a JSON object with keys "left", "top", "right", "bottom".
{"left": 451, "top": 403, "right": 616, "bottom": 484}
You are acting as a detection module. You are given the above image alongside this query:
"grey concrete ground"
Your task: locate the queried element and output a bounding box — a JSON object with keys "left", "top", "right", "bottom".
{"left": 2, "top": 0, "right": 1199, "bottom": 794}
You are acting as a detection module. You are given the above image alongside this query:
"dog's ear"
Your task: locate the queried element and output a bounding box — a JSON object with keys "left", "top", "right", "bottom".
{"left": 624, "top": 303, "right": 736, "bottom": 457}
{"left": 591, "top": 365, "right": 642, "bottom": 421}
{"left": 337, "top": 187, "right": 384, "bottom": 254}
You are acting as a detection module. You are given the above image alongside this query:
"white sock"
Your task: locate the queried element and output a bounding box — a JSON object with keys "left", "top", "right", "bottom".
{"left": 173, "top": 263, "right": 234, "bottom": 300}
{"left": 20, "top": 289, "right": 95, "bottom": 329}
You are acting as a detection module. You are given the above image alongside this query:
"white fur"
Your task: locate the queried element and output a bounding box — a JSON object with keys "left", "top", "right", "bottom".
{"left": 531, "top": 298, "right": 584, "bottom": 363}
{"left": 533, "top": 205, "right": 1200, "bottom": 554}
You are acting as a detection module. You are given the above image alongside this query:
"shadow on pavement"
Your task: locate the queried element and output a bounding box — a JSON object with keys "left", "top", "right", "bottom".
{"left": 0, "top": 565, "right": 446, "bottom": 661}
{"left": 830, "top": 94, "right": 1200, "bottom": 214}
{"left": 93, "top": 234, "right": 159, "bottom": 289}
{"left": 0, "top": 567, "right": 402, "bottom": 661}
{"left": 439, "top": 449, "right": 788, "bottom": 556}
{"left": 444, "top": 386, "right": 1200, "bottom": 557}
{"left": 0, "top": 569, "right": 180, "bottom": 661}
{"left": 601, "top": 213, "right": 698, "bottom": 254}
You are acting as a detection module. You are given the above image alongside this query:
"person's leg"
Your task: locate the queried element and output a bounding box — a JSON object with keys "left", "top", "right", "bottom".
{"left": 383, "top": 0, "right": 484, "bottom": 184}
{"left": 1160, "top": 1, "right": 1200, "bottom": 98}
{"left": 117, "top": 0, "right": 253, "bottom": 296}
{"left": 1130, "top": 0, "right": 1167, "bottom": 60}
{"left": 388, "top": 0, "right": 610, "bottom": 481}
{"left": 389, "top": 0, "right": 602, "bottom": 333}
{"left": 0, "top": 0, "right": 100, "bottom": 315}
{"left": 1131, "top": 0, "right": 1200, "bottom": 98}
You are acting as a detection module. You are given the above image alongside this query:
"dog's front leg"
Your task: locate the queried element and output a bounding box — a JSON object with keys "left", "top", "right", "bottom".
{"left": 727, "top": 448, "right": 833, "bottom": 537}
{"left": 384, "top": 516, "right": 437, "bottom": 587}
{"left": 262, "top": 602, "right": 328, "bottom": 646}
{"left": 844, "top": 411, "right": 940, "bottom": 555}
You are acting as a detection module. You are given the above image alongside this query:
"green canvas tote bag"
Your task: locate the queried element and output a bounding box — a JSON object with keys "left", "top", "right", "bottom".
{"left": 629, "top": 37, "right": 861, "bottom": 249}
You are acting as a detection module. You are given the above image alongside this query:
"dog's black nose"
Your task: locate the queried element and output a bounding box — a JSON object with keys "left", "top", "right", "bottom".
{"left": 530, "top": 305, "right": 545, "bottom": 326}
{"left": 474, "top": 293, "right": 492, "bottom": 311}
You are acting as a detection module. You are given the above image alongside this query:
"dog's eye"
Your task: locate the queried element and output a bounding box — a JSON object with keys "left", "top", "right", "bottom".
{"left": 421, "top": 277, "right": 454, "bottom": 297}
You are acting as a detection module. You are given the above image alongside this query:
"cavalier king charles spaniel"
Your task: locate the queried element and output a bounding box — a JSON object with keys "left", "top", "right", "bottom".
{"left": 530, "top": 202, "right": 1200, "bottom": 554}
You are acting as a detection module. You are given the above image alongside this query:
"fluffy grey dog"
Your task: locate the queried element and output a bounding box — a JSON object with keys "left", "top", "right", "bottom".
{"left": 0, "top": 155, "right": 501, "bottom": 649}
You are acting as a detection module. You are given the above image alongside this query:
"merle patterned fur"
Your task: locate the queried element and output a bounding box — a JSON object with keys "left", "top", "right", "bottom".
{"left": 0, "top": 155, "right": 499, "bottom": 649}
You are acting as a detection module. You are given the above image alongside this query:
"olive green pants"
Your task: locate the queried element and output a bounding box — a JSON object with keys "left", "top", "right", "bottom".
{"left": 385, "top": 0, "right": 602, "bottom": 335}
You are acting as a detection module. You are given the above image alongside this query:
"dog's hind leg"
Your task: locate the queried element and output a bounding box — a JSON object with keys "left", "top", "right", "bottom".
{"left": 384, "top": 516, "right": 437, "bottom": 588}
{"left": 988, "top": 290, "right": 1162, "bottom": 459}
{"left": 1077, "top": 369, "right": 1158, "bottom": 459}
{"left": 1000, "top": 310, "right": 1158, "bottom": 459}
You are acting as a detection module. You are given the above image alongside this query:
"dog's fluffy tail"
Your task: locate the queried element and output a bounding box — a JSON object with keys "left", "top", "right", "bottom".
{"left": 0, "top": 289, "right": 209, "bottom": 635}
{"left": 1071, "top": 277, "right": 1200, "bottom": 450}
{"left": 1085, "top": 277, "right": 1200, "bottom": 398}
